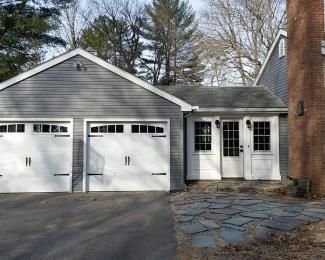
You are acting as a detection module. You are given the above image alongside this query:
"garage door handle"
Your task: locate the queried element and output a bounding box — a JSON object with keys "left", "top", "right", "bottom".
{"left": 54, "top": 173, "right": 70, "bottom": 176}
{"left": 26, "top": 157, "right": 28, "bottom": 167}
{"left": 29, "top": 157, "right": 31, "bottom": 167}
{"left": 152, "top": 173, "right": 167, "bottom": 176}
{"left": 55, "top": 135, "right": 70, "bottom": 137}
{"left": 87, "top": 173, "right": 103, "bottom": 176}
{"left": 88, "top": 135, "right": 103, "bottom": 137}
{"left": 152, "top": 135, "right": 166, "bottom": 138}
{"left": 125, "top": 156, "right": 127, "bottom": 165}
{"left": 128, "top": 156, "right": 130, "bottom": 165}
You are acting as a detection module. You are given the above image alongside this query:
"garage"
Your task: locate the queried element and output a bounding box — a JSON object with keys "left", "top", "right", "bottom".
{"left": 0, "top": 120, "right": 73, "bottom": 193}
{"left": 85, "top": 120, "right": 170, "bottom": 191}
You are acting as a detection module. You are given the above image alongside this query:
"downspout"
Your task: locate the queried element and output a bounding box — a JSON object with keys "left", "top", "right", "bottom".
{"left": 183, "top": 106, "right": 200, "bottom": 187}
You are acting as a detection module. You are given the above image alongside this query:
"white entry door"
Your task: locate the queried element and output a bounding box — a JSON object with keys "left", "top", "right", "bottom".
{"left": 0, "top": 121, "right": 72, "bottom": 193}
{"left": 221, "top": 120, "right": 244, "bottom": 178}
{"left": 86, "top": 121, "right": 169, "bottom": 191}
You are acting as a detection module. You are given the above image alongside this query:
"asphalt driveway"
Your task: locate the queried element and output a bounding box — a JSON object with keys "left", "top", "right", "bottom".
{"left": 0, "top": 192, "right": 176, "bottom": 260}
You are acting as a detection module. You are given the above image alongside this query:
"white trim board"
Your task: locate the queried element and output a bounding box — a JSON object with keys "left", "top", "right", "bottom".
{"left": 0, "top": 48, "right": 193, "bottom": 112}
{"left": 254, "top": 29, "right": 287, "bottom": 86}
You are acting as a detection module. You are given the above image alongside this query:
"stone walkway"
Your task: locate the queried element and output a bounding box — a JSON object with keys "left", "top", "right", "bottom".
{"left": 170, "top": 192, "right": 325, "bottom": 248}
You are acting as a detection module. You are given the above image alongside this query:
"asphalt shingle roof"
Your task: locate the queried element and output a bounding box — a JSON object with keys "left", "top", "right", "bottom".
{"left": 157, "top": 85, "right": 286, "bottom": 108}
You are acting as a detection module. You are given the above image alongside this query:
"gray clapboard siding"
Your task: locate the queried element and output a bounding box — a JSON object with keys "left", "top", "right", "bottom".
{"left": 257, "top": 36, "right": 288, "bottom": 105}
{"left": 279, "top": 115, "right": 288, "bottom": 179}
{"left": 0, "top": 55, "right": 185, "bottom": 191}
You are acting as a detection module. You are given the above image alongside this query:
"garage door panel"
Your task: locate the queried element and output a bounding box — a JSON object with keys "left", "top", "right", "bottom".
{"left": 87, "top": 121, "right": 170, "bottom": 191}
{"left": 0, "top": 175, "right": 70, "bottom": 193}
{"left": 0, "top": 121, "right": 72, "bottom": 193}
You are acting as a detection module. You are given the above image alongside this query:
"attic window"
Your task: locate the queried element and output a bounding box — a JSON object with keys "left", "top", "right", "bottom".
{"left": 279, "top": 38, "right": 286, "bottom": 58}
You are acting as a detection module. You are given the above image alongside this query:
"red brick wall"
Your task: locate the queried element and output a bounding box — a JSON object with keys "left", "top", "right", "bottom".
{"left": 287, "top": 0, "right": 325, "bottom": 194}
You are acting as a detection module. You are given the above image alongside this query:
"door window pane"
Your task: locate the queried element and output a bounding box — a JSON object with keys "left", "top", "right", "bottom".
{"left": 99, "top": 125, "right": 107, "bottom": 133}
{"left": 60, "top": 126, "right": 68, "bottom": 133}
{"left": 42, "top": 124, "right": 50, "bottom": 133}
{"left": 140, "top": 125, "right": 148, "bottom": 133}
{"left": 116, "top": 125, "right": 124, "bottom": 133}
{"left": 223, "top": 121, "right": 240, "bottom": 157}
{"left": 51, "top": 125, "right": 60, "bottom": 133}
{"left": 194, "top": 122, "right": 212, "bottom": 151}
{"left": 0, "top": 125, "right": 7, "bottom": 133}
{"left": 107, "top": 125, "right": 115, "bottom": 133}
{"left": 33, "top": 124, "right": 42, "bottom": 133}
{"left": 8, "top": 124, "right": 16, "bottom": 132}
{"left": 132, "top": 125, "right": 139, "bottom": 133}
{"left": 253, "top": 121, "right": 271, "bottom": 151}
{"left": 17, "top": 124, "right": 25, "bottom": 133}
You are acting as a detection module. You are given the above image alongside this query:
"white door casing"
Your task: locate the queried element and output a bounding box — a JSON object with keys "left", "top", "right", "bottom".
{"left": 221, "top": 119, "right": 244, "bottom": 178}
{"left": 0, "top": 120, "right": 73, "bottom": 193}
{"left": 85, "top": 120, "right": 170, "bottom": 191}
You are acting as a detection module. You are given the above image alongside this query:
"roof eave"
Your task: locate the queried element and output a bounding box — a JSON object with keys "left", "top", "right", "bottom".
{"left": 195, "top": 107, "right": 288, "bottom": 113}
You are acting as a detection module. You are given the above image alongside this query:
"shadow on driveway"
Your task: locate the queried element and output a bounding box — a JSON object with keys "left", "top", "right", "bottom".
{"left": 0, "top": 192, "right": 176, "bottom": 260}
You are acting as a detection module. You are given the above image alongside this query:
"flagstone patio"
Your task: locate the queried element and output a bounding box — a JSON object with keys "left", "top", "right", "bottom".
{"left": 170, "top": 192, "right": 325, "bottom": 248}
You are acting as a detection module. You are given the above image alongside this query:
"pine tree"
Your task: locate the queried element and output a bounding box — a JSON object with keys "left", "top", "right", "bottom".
{"left": 142, "top": 0, "right": 204, "bottom": 85}
{"left": 0, "top": 0, "right": 71, "bottom": 82}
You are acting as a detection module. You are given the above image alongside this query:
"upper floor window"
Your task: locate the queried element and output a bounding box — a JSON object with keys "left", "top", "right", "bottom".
{"left": 194, "top": 122, "right": 211, "bottom": 151}
{"left": 279, "top": 38, "right": 286, "bottom": 58}
{"left": 253, "top": 121, "right": 271, "bottom": 151}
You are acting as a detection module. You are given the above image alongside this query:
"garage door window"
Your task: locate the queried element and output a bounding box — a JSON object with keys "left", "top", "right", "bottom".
{"left": 33, "top": 124, "right": 68, "bottom": 134}
{"left": 91, "top": 124, "right": 124, "bottom": 133}
{"left": 131, "top": 124, "right": 164, "bottom": 134}
{"left": 0, "top": 123, "right": 25, "bottom": 133}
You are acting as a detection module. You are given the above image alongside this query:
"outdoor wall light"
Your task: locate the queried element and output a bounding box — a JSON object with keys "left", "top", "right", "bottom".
{"left": 246, "top": 120, "right": 252, "bottom": 129}
{"left": 215, "top": 120, "right": 220, "bottom": 128}
{"left": 73, "top": 62, "right": 86, "bottom": 71}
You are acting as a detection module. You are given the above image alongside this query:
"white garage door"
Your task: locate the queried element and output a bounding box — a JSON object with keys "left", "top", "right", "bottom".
{"left": 0, "top": 121, "right": 73, "bottom": 193}
{"left": 86, "top": 121, "right": 169, "bottom": 191}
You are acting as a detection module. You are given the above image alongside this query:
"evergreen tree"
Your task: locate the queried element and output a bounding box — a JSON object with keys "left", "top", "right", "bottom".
{"left": 0, "top": 0, "right": 71, "bottom": 82}
{"left": 79, "top": 0, "right": 145, "bottom": 75}
{"left": 142, "top": 0, "right": 204, "bottom": 85}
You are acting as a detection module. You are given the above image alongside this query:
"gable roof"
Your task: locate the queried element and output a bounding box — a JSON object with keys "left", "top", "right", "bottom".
{"left": 254, "top": 29, "right": 287, "bottom": 86}
{"left": 0, "top": 48, "right": 193, "bottom": 111}
{"left": 157, "top": 85, "right": 287, "bottom": 112}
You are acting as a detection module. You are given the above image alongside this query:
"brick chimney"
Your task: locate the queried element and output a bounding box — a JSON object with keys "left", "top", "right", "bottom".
{"left": 287, "top": 0, "right": 325, "bottom": 195}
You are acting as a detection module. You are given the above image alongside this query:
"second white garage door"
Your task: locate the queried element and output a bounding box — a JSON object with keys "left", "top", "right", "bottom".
{"left": 86, "top": 121, "right": 169, "bottom": 191}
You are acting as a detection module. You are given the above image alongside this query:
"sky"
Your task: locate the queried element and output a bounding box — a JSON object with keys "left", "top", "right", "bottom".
{"left": 188, "top": 0, "right": 206, "bottom": 11}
